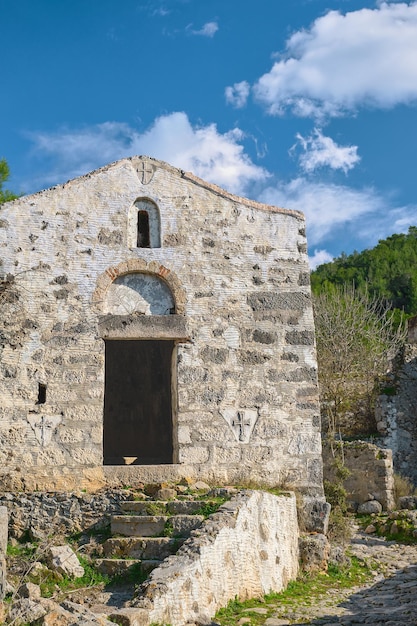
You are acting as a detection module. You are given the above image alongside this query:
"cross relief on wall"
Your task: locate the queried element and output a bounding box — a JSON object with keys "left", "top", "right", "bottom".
{"left": 27, "top": 414, "right": 62, "bottom": 447}
{"left": 137, "top": 160, "right": 155, "bottom": 185}
{"left": 220, "top": 408, "right": 258, "bottom": 443}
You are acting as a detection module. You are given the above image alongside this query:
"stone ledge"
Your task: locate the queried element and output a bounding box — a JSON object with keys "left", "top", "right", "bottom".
{"left": 98, "top": 314, "right": 190, "bottom": 340}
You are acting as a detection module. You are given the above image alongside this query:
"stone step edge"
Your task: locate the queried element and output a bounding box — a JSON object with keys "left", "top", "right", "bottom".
{"left": 120, "top": 499, "right": 217, "bottom": 507}
{"left": 95, "top": 558, "right": 161, "bottom": 579}
{"left": 103, "top": 535, "right": 186, "bottom": 560}
{"left": 111, "top": 514, "right": 205, "bottom": 522}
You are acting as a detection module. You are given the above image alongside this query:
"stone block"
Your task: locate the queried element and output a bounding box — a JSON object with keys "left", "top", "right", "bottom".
{"left": 0, "top": 507, "right": 7, "bottom": 555}
{"left": 16, "top": 582, "right": 42, "bottom": 600}
{"left": 7, "top": 598, "right": 47, "bottom": 625}
{"left": 0, "top": 555, "right": 5, "bottom": 601}
{"left": 108, "top": 608, "right": 150, "bottom": 626}
{"left": 357, "top": 500, "right": 383, "bottom": 515}
{"left": 299, "top": 533, "right": 330, "bottom": 573}
{"left": 298, "top": 497, "right": 331, "bottom": 534}
{"left": 399, "top": 495, "right": 417, "bottom": 510}
{"left": 112, "top": 515, "right": 168, "bottom": 537}
{"left": 47, "top": 545, "right": 84, "bottom": 579}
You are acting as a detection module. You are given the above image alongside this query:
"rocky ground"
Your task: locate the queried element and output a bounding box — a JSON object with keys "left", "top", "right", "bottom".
{"left": 4, "top": 495, "right": 417, "bottom": 625}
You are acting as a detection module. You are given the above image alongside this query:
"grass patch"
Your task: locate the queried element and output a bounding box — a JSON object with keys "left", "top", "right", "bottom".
{"left": 215, "top": 556, "right": 373, "bottom": 626}
{"left": 234, "top": 481, "right": 292, "bottom": 497}
{"left": 7, "top": 541, "right": 38, "bottom": 559}
{"left": 28, "top": 555, "right": 110, "bottom": 598}
{"left": 193, "top": 497, "right": 228, "bottom": 518}
{"left": 357, "top": 511, "right": 417, "bottom": 544}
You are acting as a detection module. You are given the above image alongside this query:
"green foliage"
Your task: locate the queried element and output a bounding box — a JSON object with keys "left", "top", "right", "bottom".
{"left": 311, "top": 226, "right": 417, "bottom": 318}
{"left": 162, "top": 519, "right": 175, "bottom": 537}
{"left": 324, "top": 480, "right": 348, "bottom": 512}
{"left": 0, "top": 158, "right": 19, "bottom": 204}
{"left": 314, "top": 284, "right": 407, "bottom": 437}
{"left": 194, "top": 497, "right": 228, "bottom": 518}
{"left": 28, "top": 555, "right": 110, "bottom": 597}
{"left": 7, "top": 541, "right": 38, "bottom": 558}
{"left": 357, "top": 511, "right": 417, "bottom": 544}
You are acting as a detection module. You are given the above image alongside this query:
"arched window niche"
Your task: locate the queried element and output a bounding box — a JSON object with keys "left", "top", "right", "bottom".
{"left": 128, "top": 198, "right": 161, "bottom": 249}
{"left": 104, "top": 272, "right": 175, "bottom": 316}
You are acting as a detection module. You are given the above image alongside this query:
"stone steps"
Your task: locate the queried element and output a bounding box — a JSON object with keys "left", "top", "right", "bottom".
{"left": 103, "top": 536, "right": 184, "bottom": 560}
{"left": 95, "top": 557, "right": 159, "bottom": 577}
{"left": 111, "top": 513, "right": 205, "bottom": 537}
{"left": 119, "top": 499, "right": 208, "bottom": 515}
{"left": 96, "top": 500, "right": 206, "bottom": 577}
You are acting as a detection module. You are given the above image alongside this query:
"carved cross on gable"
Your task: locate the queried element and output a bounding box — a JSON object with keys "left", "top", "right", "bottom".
{"left": 220, "top": 408, "right": 258, "bottom": 443}
{"left": 137, "top": 160, "right": 155, "bottom": 185}
{"left": 232, "top": 411, "right": 252, "bottom": 442}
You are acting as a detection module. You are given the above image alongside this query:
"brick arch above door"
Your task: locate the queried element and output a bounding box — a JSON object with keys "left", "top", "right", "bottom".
{"left": 92, "top": 258, "right": 186, "bottom": 315}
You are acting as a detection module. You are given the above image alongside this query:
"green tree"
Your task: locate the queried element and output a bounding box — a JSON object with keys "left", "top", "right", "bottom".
{"left": 311, "top": 227, "right": 417, "bottom": 319}
{"left": 0, "top": 158, "right": 19, "bottom": 204}
{"left": 313, "top": 284, "right": 406, "bottom": 440}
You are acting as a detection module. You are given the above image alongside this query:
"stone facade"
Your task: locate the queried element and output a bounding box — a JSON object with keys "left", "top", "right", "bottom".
{"left": 0, "top": 156, "right": 323, "bottom": 496}
{"left": 376, "top": 317, "right": 417, "bottom": 485}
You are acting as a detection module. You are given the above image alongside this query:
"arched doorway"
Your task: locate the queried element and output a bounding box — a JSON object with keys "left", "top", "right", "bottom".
{"left": 102, "top": 272, "right": 177, "bottom": 465}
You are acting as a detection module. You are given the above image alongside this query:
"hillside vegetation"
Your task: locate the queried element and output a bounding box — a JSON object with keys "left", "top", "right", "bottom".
{"left": 311, "top": 228, "right": 415, "bottom": 438}
{"left": 311, "top": 226, "right": 417, "bottom": 319}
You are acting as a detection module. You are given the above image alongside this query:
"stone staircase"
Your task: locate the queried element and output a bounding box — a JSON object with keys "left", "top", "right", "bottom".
{"left": 95, "top": 497, "right": 212, "bottom": 578}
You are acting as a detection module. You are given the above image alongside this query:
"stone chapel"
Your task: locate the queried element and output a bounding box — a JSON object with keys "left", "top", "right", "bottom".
{"left": 0, "top": 156, "right": 323, "bottom": 497}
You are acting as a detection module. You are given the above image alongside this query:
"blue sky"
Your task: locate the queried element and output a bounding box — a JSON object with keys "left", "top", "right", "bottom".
{"left": 2, "top": 0, "right": 417, "bottom": 267}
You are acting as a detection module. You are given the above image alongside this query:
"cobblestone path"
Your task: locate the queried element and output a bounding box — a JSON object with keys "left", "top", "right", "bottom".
{"left": 253, "top": 526, "right": 417, "bottom": 626}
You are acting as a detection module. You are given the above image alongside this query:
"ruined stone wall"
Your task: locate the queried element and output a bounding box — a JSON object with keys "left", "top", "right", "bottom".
{"left": 0, "top": 156, "right": 322, "bottom": 495}
{"left": 376, "top": 339, "right": 417, "bottom": 485}
{"left": 130, "top": 490, "right": 299, "bottom": 626}
{"left": 0, "top": 490, "right": 132, "bottom": 540}
{"left": 323, "top": 441, "right": 395, "bottom": 511}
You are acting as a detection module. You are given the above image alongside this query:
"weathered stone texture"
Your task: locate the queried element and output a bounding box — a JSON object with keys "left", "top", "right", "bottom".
{"left": 0, "top": 506, "right": 6, "bottom": 601}
{"left": 0, "top": 156, "right": 322, "bottom": 495}
{"left": 376, "top": 335, "right": 417, "bottom": 485}
{"left": 323, "top": 441, "right": 395, "bottom": 511}
{"left": 130, "top": 490, "right": 299, "bottom": 626}
{"left": 0, "top": 490, "right": 132, "bottom": 539}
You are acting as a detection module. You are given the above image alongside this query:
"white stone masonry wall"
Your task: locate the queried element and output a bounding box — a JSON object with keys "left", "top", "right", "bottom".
{"left": 117, "top": 490, "right": 299, "bottom": 626}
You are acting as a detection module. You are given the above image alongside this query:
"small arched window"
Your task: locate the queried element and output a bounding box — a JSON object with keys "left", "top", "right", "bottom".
{"left": 128, "top": 199, "right": 161, "bottom": 249}
{"left": 137, "top": 210, "right": 150, "bottom": 247}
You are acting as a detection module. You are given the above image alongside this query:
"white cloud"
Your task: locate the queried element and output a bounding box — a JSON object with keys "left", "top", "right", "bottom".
{"left": 292, "top": 129, "right": 360, "bottom": 173}
{"left": 259, "top": 178, "right": 390, "bottom": 245}
{"left": 225, "top": 81, "right": 250, "bottom": 108}
{"left": 257, "top": 176, "right": 417, "bottom": 251}
{"left": 253, "top": 2, "right": 417, "bottom": 118}
{"left": 309, "top": 249, "right": 334, "bottom": 269}
{"left": 26, "top": 112, "right": 268, "bottom": 196}
{"left": 189, "top": 21, "right": 218, "bottom": 37}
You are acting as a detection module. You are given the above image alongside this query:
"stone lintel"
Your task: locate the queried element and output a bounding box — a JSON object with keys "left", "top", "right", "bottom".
{"left": 98, "top": 314, "right": 190, "bottom": 341}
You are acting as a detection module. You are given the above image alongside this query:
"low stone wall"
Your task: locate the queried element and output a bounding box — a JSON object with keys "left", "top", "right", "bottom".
{"left": 0, "top": 490, "right": 132, "bottom": 539}
{"left": 376, "top": 341, "right": 417, "bottom": 486}
{"left": 323, "top": 441, "right": 395, "bottom": 511}
{"left": 116, "top": 490, "right": 300, "bottom": 626}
